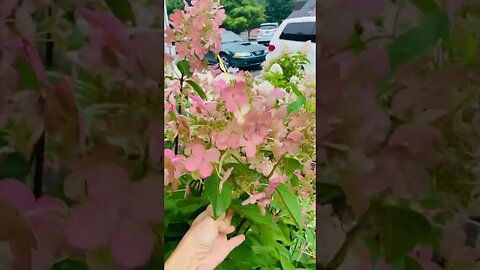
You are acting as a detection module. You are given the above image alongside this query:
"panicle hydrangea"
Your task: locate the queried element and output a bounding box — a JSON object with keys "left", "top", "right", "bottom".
{"left": 164, "top": 60, "right": 316, "bottom": 215}
{"left": 165, "top": 0, "right": 225, "bottom": 71}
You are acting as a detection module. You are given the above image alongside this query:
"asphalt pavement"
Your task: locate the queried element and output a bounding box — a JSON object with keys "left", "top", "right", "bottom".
{"left": 245, "top": 66, "right": 262, "bottom": 78}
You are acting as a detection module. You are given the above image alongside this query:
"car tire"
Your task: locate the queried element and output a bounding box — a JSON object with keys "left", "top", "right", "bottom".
{"left": 253, "top": 64, "right": 262, "bottom": 70}
{"left": 219, "top": 53, "right": 230, "bottom": 71}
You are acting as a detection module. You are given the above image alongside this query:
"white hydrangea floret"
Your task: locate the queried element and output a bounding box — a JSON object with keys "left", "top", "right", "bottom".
{"left": 270, "top": 63, "right": 283, "bottom": 75}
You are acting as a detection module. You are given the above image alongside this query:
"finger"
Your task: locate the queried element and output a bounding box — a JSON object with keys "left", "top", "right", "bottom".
{"left": 226, "top": 234, "right": 246, "bottom": 251}
{"left": 224, "top": 209, "right": 234, "bottom": 225}
{"left": 199, "top": 234, "right": 246, "bottom": 269}
{"left": 205, "top": 204, "right": 213, "bottom": 217}
{"left": 191, "top": 205, "right": 213, "bottom": 227}
{"left": 217, "top": 212, "right": 226, "bottom": 221}
{"left": 216, "top": 220, "right": 235, "bottom": 234}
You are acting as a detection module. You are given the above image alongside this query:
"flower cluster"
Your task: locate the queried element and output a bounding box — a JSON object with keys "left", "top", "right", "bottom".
{"left": 165, "top": 0, "right": 226, "bottom": 71}
{"left": 164, "top": 59, "right": 316, "bottom": 215}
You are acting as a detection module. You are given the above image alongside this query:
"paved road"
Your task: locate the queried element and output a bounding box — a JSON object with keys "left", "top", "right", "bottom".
{"left": 245, "top": 66, "right": 262, "bottom": 78}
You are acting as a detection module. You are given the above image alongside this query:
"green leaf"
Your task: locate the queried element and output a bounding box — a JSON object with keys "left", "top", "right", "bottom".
{"left": 51, "top": 259, "right": 88, "bottom": 270}
{"left": 386, "top": 11, "right": 449, "bottom": 73}
{"left": 230, "top": 200, "right": 275, "bottom": 225}
{"left": 105, "top": 0, "right": 136, "bottom": 24}
{"left": 408, "top": 0, "right": 439, "bottom": 14}
{"left": 461, "top": 35, "right": 478, "bottom": 64}
{"left": 316, "top": 183, "right": 347, "bottom": 211}
{"left": 67, "top": 28, "right": 87, "bottom": 51}
{"left": 169, "top": 111, "right": 177, "bottom": 121}
{"left": 363, "top": 235, "right": 382, "bottom": 266}
{"left": 0, "top": 152, "right": 30, "bottom": 181}
{"left": 283, "top": 157, "right": 301, "bottom": 176}
{"left": 287, "top": 95, "right": 306, "bottom": 115}
{"left": 257, "top": 222, "right": 290, "bottom": 244}
{"left": 404, "top": 257, "right": 423, "bottom": 270}
{"left": 204, "top": 172, "right": 232, "bottom": 219}
{"left": 251, "top": 244, "right": 277, "bottom": 255}
{"left": 347, "top": 28, "right": 366, "bottom": 53}
{"left": 374, "top": 205, "right": 431, "bottom": 262}
{"left": 391, "top": 256, "right": 423, "bottom": 270}
{"left": 137, "top": 248, "right": 164, "bottom": 270}
{"left": 275, "top": 243, "right": 296, "bottom": 270}
{"left": 223, "top": 162, "right": 260, "bottom": 186}
{"left": 86, "top": 247, "right": 115, "bottom": 270}
{"left": 289, "top": 174, "right": 299, "bottom": 187}
{"left": 290, "top": 84, "right": 303, "bottom": 97}
{"left": 276, "top": 183, "right": 303, "bottom": 228}
{"left": 186, "top": 80, "right": 207, "bottom": 99}
{"left": 176, "top": 60, "right": 193, "bottom": 78}
{"left": 15, "top": 60, "right": 39, "bottom": 90}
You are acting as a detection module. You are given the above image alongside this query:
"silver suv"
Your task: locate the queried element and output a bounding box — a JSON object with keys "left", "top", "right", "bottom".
{"left": 256, "top": 23, "right": 279, "bottom": 46}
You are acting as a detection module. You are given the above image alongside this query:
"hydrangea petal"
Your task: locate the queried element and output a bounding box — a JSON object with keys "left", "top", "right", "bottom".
{"left": 184, "top": 155, "right": 202, "bottom": 172}
{"left": 127, "top": 177, "right": 163, "bottom": 222}
{"left": 84, "top": 163, "right": 130, "bottom": 206}
{"left": 110, "top": 219, "right": 155, "bottom": 269}
{"left": 66, "top": 199, "right": 117, "bottom": 250}
{"left": 199, "top": 162, "right": 214, "bottom": 178}
{"left": 0, "top": 179, "right": 35, "bottom": 213}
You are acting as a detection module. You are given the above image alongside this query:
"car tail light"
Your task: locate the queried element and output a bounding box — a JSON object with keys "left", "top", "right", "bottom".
{"left": 268, "top": 44, "right": 275, "bottom": 52}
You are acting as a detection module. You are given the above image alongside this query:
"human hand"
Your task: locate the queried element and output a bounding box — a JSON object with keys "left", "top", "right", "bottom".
{"left": 165, "top": 205, "right": 246, "bottom": 270}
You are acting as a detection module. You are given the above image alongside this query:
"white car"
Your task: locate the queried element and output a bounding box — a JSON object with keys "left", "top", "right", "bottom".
{"left": 256, "top": 23, "right": 279, "bottom": 46}
{"left": 265, "top": 16, "right": 316, "bottom": 73}
{"left": 164, "top": 2, "right": 176, "bottom": 60}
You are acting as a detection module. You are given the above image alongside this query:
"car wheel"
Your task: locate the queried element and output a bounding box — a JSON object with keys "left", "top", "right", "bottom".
{"left": 220, "top": 54, "right": 230, "bottom": 71}
{"left": 253, "top": 64, "right": 262, "bottom": 70}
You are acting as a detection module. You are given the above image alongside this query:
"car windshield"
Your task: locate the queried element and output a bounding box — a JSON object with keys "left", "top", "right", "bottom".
{"left": 222, "top": 31, "right": 244, "bottom": 43}
{"left": 260, "top": 24, "right": 277, "bottom": 30}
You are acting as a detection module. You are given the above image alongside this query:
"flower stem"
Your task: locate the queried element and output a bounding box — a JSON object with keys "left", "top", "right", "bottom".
{"left": 320, "top": 207, "right": 373, "bottom": 270}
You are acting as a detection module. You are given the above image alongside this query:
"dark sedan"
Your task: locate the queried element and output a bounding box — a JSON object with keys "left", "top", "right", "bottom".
{"left": 205, "top": 31, "right": 267, "bottom": 70}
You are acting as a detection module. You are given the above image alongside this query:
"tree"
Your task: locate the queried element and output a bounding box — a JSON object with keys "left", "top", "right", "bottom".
{"left": 265, "top": 0, "right": 295, "bottom": 24}
{"left": 221, "top": 0, "right": 265, "bottom": 34}
{"left": 166, "top": 0, "right": 190, "bottom": 15}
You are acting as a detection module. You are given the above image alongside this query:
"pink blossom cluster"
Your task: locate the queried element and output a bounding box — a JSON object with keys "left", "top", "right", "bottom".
{"left": 164, "top": 68, "right": 316, "bottom": 214}
{"left": 165, "top": 0, "right": 226, "bottom": 71}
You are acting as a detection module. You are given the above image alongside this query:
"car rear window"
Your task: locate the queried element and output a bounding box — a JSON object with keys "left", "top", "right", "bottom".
{"left": 279, "top": 22, "right": 316, "bottom": 42}
{"left": 260, "top": 25, "right": 277, "bottom": 30}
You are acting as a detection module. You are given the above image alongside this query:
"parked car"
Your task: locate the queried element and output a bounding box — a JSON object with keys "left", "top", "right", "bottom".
{"left": 249, "top": 28, "right": 260, "bottom": 41}
{"left": 205, "top": 31, "right": 267, "bottom": 71}
{"left": 266, "top": 16, "right": 316, "bottom": 73}
{"left": 256, "top": 23, "right": 279, "bottom": 46}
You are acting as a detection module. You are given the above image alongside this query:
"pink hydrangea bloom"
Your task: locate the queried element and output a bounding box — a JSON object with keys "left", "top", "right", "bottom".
{"left": 212, "top": 129, "right": 241, "bottom": 150}
{"left": 219, "top": 167, "right": 234, "bottom": 193}
{"left": 241, "top": 192, "right": 267, "bottom": 206}
{"left": 241, "top": 132, "right": 264, "bottom": 158}
{"left": 184, "top": 143, "right": 220, "bottom": 178}
{"left": 189, "top": 95, "right": 209, "bottom": 115}
{"left": 242, "top": 192, "right": 272, "bottom": 215}
{"left": 0, "top": 179, "right": 67, "bottom": 270}
{"left": 66, "top": 164, "right": 162, "bottom": 269}
{"left": 164, "top": 149, "right": 185, "bottom": 190}
{"left": 267, "top": 174, "right": 288, "bottom": 195}
{"left": 221, "top": 77, "right": 248, "bottom": 113}
{"left": 165, "top": 0, "right": 224, "bottom": 71}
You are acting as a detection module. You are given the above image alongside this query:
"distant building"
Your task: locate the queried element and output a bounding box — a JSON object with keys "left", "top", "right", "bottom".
{"left": 287, "top": 0, "right": 316, "bottom": 19}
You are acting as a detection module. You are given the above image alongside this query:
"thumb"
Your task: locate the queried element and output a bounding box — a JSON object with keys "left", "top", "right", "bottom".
{"left": 199, "top": 234, "right": 246, "bottom": 269}
{"left": 226, "top": 234, "right": 245, "bottom": 252}
{"left": 216, "top": 220, "right": 235, "bottom": 234}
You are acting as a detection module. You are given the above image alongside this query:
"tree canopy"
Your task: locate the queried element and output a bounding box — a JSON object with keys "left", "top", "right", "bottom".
{"left": 166, "top": 0, "right": 267, "bottom": 34}
{"left": 222, "top": 2, "right": 266, "bottom": 34}
{"left": 265, "top": 0, "right": 295, "bottom": 24}
{"left": 166, "top": 0, "right": 189, "bottom": 15}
